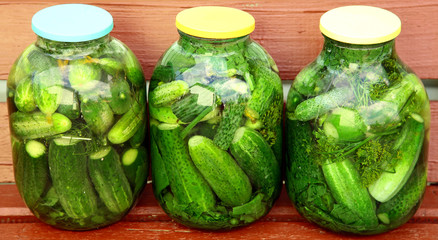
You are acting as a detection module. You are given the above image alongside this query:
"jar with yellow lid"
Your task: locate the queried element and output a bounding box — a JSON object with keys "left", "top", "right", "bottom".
{"left": 285, "top": 6, "right": 429, "bottom": 234}
{"left": 149, "top": 6, "right": 283, "bottom": 229}
{"left": 8, "top": 4, "right": 148, "bottom": 230}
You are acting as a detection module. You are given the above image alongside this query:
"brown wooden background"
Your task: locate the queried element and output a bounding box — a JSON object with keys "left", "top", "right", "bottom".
{"left": 0, "top": 0, "right": 437, "bottom": 183}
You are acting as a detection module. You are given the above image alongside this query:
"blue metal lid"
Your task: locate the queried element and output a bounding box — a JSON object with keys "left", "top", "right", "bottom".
{"left": 31, "top": 4, "right": 113, "bottom": 42}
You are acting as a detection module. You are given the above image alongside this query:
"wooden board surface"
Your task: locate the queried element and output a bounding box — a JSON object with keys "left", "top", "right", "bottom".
{"left": 0, "top": 0, "right": 437, "bottom": 81}
{"left": 1, "top": 101, "right": 438, "bottom": 182}
{"left": 1, "top": 184, "right": 437, "bottom": 239}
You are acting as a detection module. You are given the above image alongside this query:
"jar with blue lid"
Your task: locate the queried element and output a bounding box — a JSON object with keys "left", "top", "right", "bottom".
{"left": 8, "top": 4, "right": 148, "bottom": 230}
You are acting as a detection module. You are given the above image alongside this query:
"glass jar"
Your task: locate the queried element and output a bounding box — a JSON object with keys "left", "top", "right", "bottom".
{"left": 149, "top": 6, "right": 283, "bottom": 230}
{"left": 285, "top": 6, "right": 429, "bottom": 235}
{"left": 7, "top": 4, "right": 148, "bottom": 230}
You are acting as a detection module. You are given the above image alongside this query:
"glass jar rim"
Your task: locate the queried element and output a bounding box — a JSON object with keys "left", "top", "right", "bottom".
{"left": 32, "top": 4, "right": 113, "bottom": 42}
{"left": 176, "top": 6, "right": 255, "bottom": 39}
{"left": 320, "top": 5, "right": 401, "bottom": 45}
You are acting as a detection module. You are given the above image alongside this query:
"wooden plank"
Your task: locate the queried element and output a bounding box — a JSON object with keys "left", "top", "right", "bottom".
{"left": 1, "top": 221, "right": 438, "bottom": 240}
{"left": 1, "top": 101, "right": 438, "bottom": 182}
{"left": 0, "top": 0, "right": 437, "bottom": 81}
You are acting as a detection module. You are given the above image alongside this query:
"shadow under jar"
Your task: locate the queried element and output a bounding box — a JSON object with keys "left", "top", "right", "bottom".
{"left": 8, "top": 4, "right": 148, "bottom": 230}
{"left": 149, "top": 6, "right": 283, "bottom": 230}
{"left": 285, "top": 5, "right": 429, "bottom": 235}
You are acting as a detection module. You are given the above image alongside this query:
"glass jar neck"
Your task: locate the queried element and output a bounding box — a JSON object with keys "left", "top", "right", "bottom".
{"left": 178, "top": 31, "right": 250, "bottom": 51}
{"left": 320, "top": 36, "right": 396, "bottom": 66}
{"left": 35, "top": 35, "right": 111, "bottom": 58}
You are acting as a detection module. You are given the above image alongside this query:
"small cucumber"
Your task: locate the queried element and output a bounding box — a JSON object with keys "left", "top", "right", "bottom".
{"left": 68, "top": 59, "right": 102, "bottom": 92}
{"left": 14, "top": 140, "right": 49, "bottom": 208}
{"left": 376, "top": 163, "right": 427, "bottom": 226}
{"left": 188, "top": 135, "right": 252, "bottom": 207}
{"left": 322, "top": 159, "right": 378, "bottom": 228}
{"left": 295, "top": 87, "right": 353, "bottom": 121}
{"left": 14, "top": 77, "right": 36, "bottom": 112}
{"left": 323, "top": 108, "right": 367, "bottom": 142}
{"left": 33, "top": 68, "right": 63, "bottom": 116}
{"left": 108, "top": 79, "right": 132, "bottom": 115}
{"left": 8, "top": 44, "right": 36, "bottom": 89}
{"left": 293, "top": 62, "right": 330, "bottom": 97}
{"left": 230, "top": 127, "right": 280, "bottom": 198}
{"left": 286, "top": 88, "right": 304, "bottom": 118}
{"left": 368, "top": 114, "right": 424, "bottom": 202}
{"left": 213, "top": 99, "right": 246, "bottom": 150}
{"left": 156, "top": 123, "right": 216, "bottom": 212}
{"left": 11, "top": 112, "right": 72, "bottom": 140}
{"left": 108, "top": 91, "right": 146, "bottom": 144}
{"left": 89, "top": 147, "right": 133, "bottom": 214}
{"left": 149, "top": 80, "right": 190, "bottom": 107}
{"left": 27, "top": 48, "right": 57, "bottom": 73}
{"left": 122, "top": 147, "right": 148, "bottom": 195}
{"left": 96, "top": 57, "right": 124, "bottom": 77}
{"left": 81, "top": 97, "right": 114, "bottom": 135}
{"left": 48, "top": 139, "right": 98, "bottom": 219}
{"left": 109, "top": 39, "right": 145, "bottom": 87}
{"left": 149, "top": 105, "right": 180, "bottom": 123}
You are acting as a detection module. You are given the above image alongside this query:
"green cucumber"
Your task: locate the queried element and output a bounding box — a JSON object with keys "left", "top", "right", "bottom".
{"left": 109, "top": 39, "right": 144, "bottom": 87}
{"left": 108, "top": 79, "right": 132, "bottom": 115}
{"left": 322, "top": 159, "right": 378, "bottom": 228}
{"left": 96, "top": 57, "right": 124, "bottom": 77}
{"left": 14, "top": 141, "right": 49, "bottom": 208}
{"left": 8, "top": 44, "right": 36, "bottom": 89}
{"left": 295, "top": 87, "right": 353, "bottom": 121}
{"left": 151, "top": 135, "right": 170, "bottom": 197}
{"left": 323, "top": 108, "right": 367, "bottom": 142}
{"left": 48, "top": 139, "right": 98, "bottom": 219}
{"left": 213, "top": 99, "right": 246, "bottom": 150}
{"left": 188, "top": 135, "right": 252, "bottom": 207}
{"left": 108, "top": 91, "right": 145, "bottom": 144}
{"left": 149, "top": 105, "right": 180, "bottom": 123}
{"left": 68, "top": 59, "right": 102, "bottom": 92}
{"left": 368, "top": 114, "right": 424, "bottom": 202}
{"left": 14, "top": 77, "right": 36, "bottom": 112}
{"left": 293, "top": 62, "right": 330, "bottom": 96}
{"left": 11, "top": 112, "right": 72, "bottom": 139}
{"left": 286, "top": 88, "right": 304, "bottom": 118}
{"left": 156, "top": 124, "right": 216, "bottom": 211}
{"left": 89, "top": 147, "right": 133, "bottom": 214}
{"left": 33, "top": 68, "right": 63, "bottom": 116}
{"left": 57, "top": 88, "right": 80, "bottom": 120}
{"left": 27, "top": 48, "right": 57, "bottom": 73}
{"left": 376, "top": 163, "right": 427, "bottom": 226}
{"left": 122, "top": 147, "right": 148, "bottom": 195}
{"left": 230, "top": 127, "right": 280, "bottom": 198}
{"left": 81, "top": 97, "right": 114, "bottom": 135}
{"left": 149, "top": 80, "right": 190, "bottom": 107}
{"left": 245, "top": 77, "right": 276, "bottom": 121}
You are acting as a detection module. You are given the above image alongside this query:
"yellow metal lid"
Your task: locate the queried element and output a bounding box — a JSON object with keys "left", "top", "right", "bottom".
{"left": 320, "top": 5, "right": 401, "bottom": 45}
{"left": 176, "top": 6, "right": 255, "bottom": 39}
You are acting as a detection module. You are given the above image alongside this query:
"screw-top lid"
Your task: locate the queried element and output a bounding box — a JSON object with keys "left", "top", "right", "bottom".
{"left": 320, "top": 5, "right": 401, "bottom": 45}
{"left": 32, "top": 4, "right": 113, "bottom": 42}
{"left": 175, "top": 6, "right": 255, "bottom": 39}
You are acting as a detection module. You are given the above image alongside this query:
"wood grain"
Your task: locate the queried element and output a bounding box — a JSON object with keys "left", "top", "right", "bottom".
{"left": 0, "top": 0, "right": 437, "bottom": 81}
{"left": 0, "top": 184, "right": 437, "bottom": 239}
